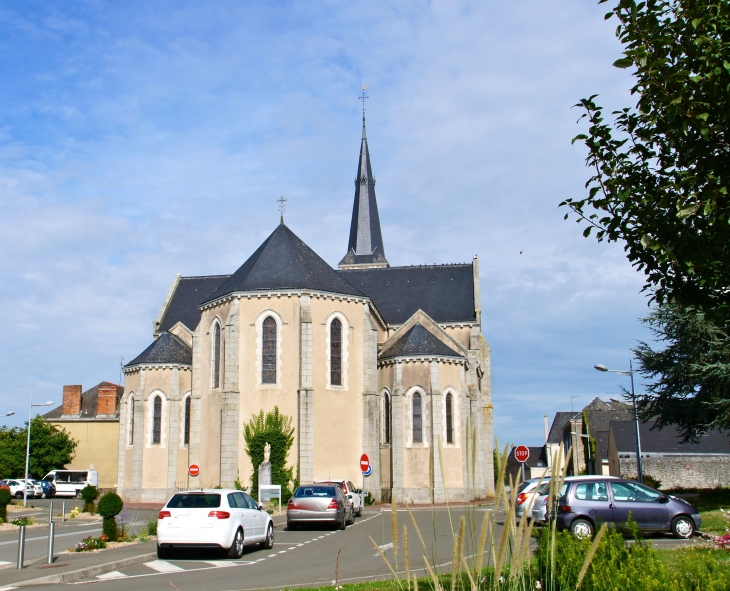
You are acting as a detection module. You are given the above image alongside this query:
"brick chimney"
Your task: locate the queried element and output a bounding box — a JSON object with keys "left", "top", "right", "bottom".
{"left": 97, "top": 383, "right": 119, "bottom": 416}
{"left": 62, "top": 385, "right": 82, "bottom": 416}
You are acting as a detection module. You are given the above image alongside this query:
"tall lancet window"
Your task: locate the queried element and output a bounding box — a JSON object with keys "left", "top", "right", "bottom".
{"left": 262, "top": 316, "right": 277, "bottom": 384}
{"left": 129, "top": 397, "right": 135, "bottom": 445}
{"left": 213, "top": 323, "right": 221, "bottom": 389}
{"left": 383, "top": 392, "right": 391, "bottom": 444}
{"left": 330, "top": 318, "right": 342, "bottom": 386}
{"left": 412, "top": 393, "right": 423, "bottom": 443}
{"left": 184, "top": 396, "right": 191, "bottom": 445}
{"left": 445, "top": 393, "right": 454, "bottom": 444}
{"left": 152, "top": 395, "right": 162, "bottom": 445}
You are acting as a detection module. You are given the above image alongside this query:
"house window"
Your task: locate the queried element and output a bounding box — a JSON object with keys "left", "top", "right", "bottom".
{"left": 129, "top": 397, "right": 135, "bottom": 445}
{"left": 383, "top": 392, "right": 391, "bottom": 444}
{"left": 213, "top": 322, "right": 221, "bottom": 389}
{"left": 262, "top": 316, "right": 277, "bottom": 384}
{"left": 152, "top": 395, "right": 162, "bottom": 444}
{"left": 330, "top": 318, "right": 342, "bottom": 386}
{"left": 445, "top": 393, "right": 454, "bottom": 444}
{"left": 184, "top": 396, "right": 191, "bottom": 445}
{"left": 412, "top": 392, "right": 422, "bottom": 443}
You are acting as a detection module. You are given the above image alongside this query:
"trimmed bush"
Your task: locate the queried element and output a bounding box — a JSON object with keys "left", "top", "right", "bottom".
{"left": 97, "top": 492, "right": 123, "bottom": 541}
{"left": 0, "top": 488, "right": 11, "bottom": 523}
{"left": 80, "top": 485, "right": 99, "bottom": 514}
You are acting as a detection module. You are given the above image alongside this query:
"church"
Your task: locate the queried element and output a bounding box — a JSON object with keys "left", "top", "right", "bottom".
{"left": 117, "top": 112, "right": 495, "bottom": 504}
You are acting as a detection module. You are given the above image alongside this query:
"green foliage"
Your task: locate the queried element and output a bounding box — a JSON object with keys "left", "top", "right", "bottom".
{"left": 581, "top": 411, "right": 597, "bottom": 472}
{"left": 81, "top": 485, "right": 99, "bottom": 513}
{"left": 642, "top": 473, "right": 662, "bottom": 491}
{"left": 565, "top": 1, "right": 730, "bottom": 319}
{"left": 102, "top": 517, "right": 118, "bottom": 542}
{"left": 0, "top": 488, "right": 10, "bottom": 523}
{"left": 72, "top": 535, "right": 107, "bottom": 552}
{"left": 11, "top": 516, "right": 33, "bottom": 526}
{"left": 634, "top": 304, "right": 730, "bottom": 438}
{"left": 0, "top": 416, "right": 77, "bottom": 479}
{"left": 97, "top": 492, "right": 123, "bottom": 518}
{"left": 364, "top": 491, "right": 375, "bottom": 506}
{"left": 146, "top": 517, "right": 157, "bottom": 537}
{"left": 243, "top": 407, "right": 295, "bottom": 501}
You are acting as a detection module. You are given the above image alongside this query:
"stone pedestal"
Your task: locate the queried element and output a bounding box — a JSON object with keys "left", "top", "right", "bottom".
{"left": 258, "top": 461, "right": 272, "bottom": 488}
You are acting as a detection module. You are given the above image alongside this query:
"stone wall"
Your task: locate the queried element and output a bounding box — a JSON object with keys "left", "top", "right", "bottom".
{"left": 617, "top": 454, "right": 730, "bottom": 490}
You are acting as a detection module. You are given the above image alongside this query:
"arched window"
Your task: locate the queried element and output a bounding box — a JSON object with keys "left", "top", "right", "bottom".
{"left": 445, "top": 393, "right": 454, "bottom": 444}
{"left": 330, "top": 318, "right": 342, "bottom": 386}
{"left": 152, "top": 395, "right": 162, "bottom": 444}
{"left": 262, "top": 316, "right": 277, "bottom": 384}
{"left": 412, "top": 393, "right": 422, "bottom": 443}
{"left": 184, "top": 396, "right": 191, "bottom": 445}
{"left": 383, "top": 392, "right": 391, "bottom": 444}
{"left": 213, "top": 322, "right": 221, "bottom": 389}
{"left": 129, "top": 397, "right": 135, "bottom": 445}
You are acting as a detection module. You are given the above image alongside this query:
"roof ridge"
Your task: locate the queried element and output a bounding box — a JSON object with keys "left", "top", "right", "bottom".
{"left": 180, "top": 274, "right": 232, "bottom": 280}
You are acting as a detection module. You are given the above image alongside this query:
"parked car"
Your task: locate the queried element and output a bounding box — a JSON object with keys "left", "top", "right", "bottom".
{"left": 514, "top": 478, "right": 548, "bottom": 519}
{"left": 315, "top": 479, "right": 363, "bottom": 517}
{"left": 157, "top": 489, "right": 274, "bottom": 559}
{"left": 5, "top": 479, "right": 40, "bottom": 499}
{"left": 37, "top": 479, "right": 56, "bottom": 498}
{"left": 530, "top": 476, "right": 619, "bottom": 524}
{"left": 42, "top": 470, "right": 98, "bottom": 498}
{"left": 287, "top": 483, "right": 355, "bottom": 530}
{"left": 539, "top": 477, "right": 700, "bottom": 539}
{"left": 0, "top": 480, "right": 10, "bottom": 493}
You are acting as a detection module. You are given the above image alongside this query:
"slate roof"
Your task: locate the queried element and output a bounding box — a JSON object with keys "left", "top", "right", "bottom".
{"left": 125, "top": 333, "right": 192, "bottom": 368}
{"left": 595, "top": 431, "right": 610, "bottom": 463}
{"left": 206, "top": 224, "right": 364, "bottom": 303}
{"left": 379, "top": 323, "right": 464, "bottom": 360}
{"left": 338, "top": 264, "right": 475, "bottom": 325}
{"left": 43, "top": 382, "right": 123, "bottom": 420}
{"left": 547, "top": 412, "right": 574, "bottom": 444}
{"left": 611, "top": 421, "right": 730, "bottom": 454}
{"left": 583, "top": 407, "right": 634, "bottom": 436}
{"left": 158, "top": 275, "right": 230, "bottom": 333}
{"left": 507, "top": 446, "right": 549, "bottom": 470}
{"left": 339, "top": 118, "right": 388, "bottom": 268}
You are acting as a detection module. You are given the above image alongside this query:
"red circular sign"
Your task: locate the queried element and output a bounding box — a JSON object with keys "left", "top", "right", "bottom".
{"left": 514, "top": 446, "right": 530, "bottom": 463}
{"left": 360, "top": 454, "right": 370, "bottom": 472}
{"left": 188, "top": 464, "right": 200, "bottom": 477}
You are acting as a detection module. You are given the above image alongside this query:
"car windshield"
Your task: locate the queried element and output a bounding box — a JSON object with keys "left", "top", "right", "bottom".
{"left": 295, "top": 486, "right": 337, "bottom": 498}
{"left": 166, "top": 493, "right": 221, "bottom": 508}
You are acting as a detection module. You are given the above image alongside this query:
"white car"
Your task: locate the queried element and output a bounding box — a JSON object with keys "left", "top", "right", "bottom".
{"left": 531, "top": 475, "right": 619, "bottom": 524}
{"left": 157, "top": 489, "right": 274, "bottom": 559}
{"left": 515, "top": 478, "right": 548, "bottom": 519}
{"left": 5, "top": 479, "right": 40, "bottom": 499}
{"left": 315, "top": 479, "right": 363, "bottom": 517}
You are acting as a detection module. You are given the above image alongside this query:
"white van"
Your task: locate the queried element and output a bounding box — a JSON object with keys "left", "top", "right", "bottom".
{"left": 43, "top": 470, "right": 99, "bottom": 498}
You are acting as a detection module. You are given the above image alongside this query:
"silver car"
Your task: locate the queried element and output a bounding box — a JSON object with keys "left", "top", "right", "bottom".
{"left": 287, "top": 484, "right": 355, "bottom": 530}
{"left": 515, "top": 478, "right": 548, "bottom": 519}
{"left": 531, "top": 475, "right": 619, "bottom": 524}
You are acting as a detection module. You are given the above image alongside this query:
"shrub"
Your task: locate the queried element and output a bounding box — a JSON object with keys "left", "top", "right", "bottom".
{"left": 11, "top": 516, "right": 33, "bottom": 526}
{"left": 364, "top": 492, "right": 375, "bottom": 506}
{"left": 0, "top": 488, "right": 11, "bottom": 523}
{"left": 97, "top": 492, "right": 123, "bottom": 541}
{"left": 243, "top": 407, "right": 295, "bottom": 501}
{"left": 72, "top": 535, "right": 107, "bottom": 552}
{"left": 80, "top": 485, "right": 99, "bottom": 514}
{"left": 642, "top": 473, "right": 662, "bottom": 490}
{"left": 146, "top": 517, "right": 157, "bottom": 537}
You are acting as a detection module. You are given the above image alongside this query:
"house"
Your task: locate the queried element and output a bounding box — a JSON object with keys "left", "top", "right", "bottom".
{"left": 608, "top": 420, "right": 730, "bottom": 489}
{"left": 44, "top": 382, "right": 123, "bottom": 489}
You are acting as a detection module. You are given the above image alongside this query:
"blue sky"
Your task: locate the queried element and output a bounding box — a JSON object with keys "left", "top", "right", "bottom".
{"left": 0, "top": 1, "right": 652, "bottom": 446}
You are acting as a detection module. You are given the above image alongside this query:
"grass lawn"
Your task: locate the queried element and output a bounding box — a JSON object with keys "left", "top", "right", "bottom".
{"left": 668, "top": 488, "right": 730, "bottom": 535}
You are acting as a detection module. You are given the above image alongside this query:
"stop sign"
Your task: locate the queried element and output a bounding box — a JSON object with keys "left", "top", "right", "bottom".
{"left": 360, "top": 453, "right": 370, "bottom": 472}
{"left": 188, "top": 464, "right": 200, "bottom": 477}
{"left": 514, "top": 446, "right": 530, "bottom": 463}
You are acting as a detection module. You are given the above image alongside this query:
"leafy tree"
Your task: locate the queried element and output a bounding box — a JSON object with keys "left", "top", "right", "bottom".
{"left": 0, "top": 416, "right": 77, "bottom": 479}
{"left": 564, "top": 0, "right": 730, "bottom": 318}
{"left": 97, "top": 492, "right": 123, "bottom": 541}
{"left": 80, "top": 485, "right": 99, "bottom": 514}
{"left": 243, "top": 407, "right": 295, "bottom": 501}
{"left": 633, "top": 303, "right": 730, "bottom": 440}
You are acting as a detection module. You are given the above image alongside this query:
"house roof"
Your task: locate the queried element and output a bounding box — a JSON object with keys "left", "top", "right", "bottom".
{"left": 206, "top": 224, "right": 364, "bottom": 303}
{"left": 338, "top": 264, "right": 475, "bottom": 325}
{"left": 547, "top": 412, "right": 574, "bottom": 444}
{"left": 583, "top": 407, "right": 634, "bottom": 436}
{"left": 379, "top": 322, "right": 464, "bottom": 360}
{"left": 43, "top": 382, "right": 123, "bottom": 420}
{"left": 158, "top": 275, "right": 230, "bottom": 333}
{"left": 595, "top": 431, "right": 610, "bottom": 463}
{"left": 610, "top": 420, "right": 730, "bottom": 454}
{"left": 125, "top": 333, "right": 192, "bottom": 369}
{"left": 507, "top": 446, "right": 549, "bottom": 470}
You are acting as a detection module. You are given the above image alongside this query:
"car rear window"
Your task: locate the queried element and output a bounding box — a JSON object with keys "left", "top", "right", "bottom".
{"left": 573, "top": 482, "right": 609, "bottom": 501}
{"left": 537, "top": 481, "right": 567, "bottom": 496}
{"left": 166, "top": 493, "right": 221, "bottom": 508}
{"left": 295, "top": 486, "right": 337, "bottom": 498}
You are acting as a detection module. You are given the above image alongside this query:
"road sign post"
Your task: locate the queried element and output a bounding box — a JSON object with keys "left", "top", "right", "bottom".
{"left": 360, "top": 454, "right": 370, "bottom": 508}
{"left": 188, "top": 464, "right": 200, "bottom": 489}
{"left": 514, "top": 445, "right": 530, "bottom": 483}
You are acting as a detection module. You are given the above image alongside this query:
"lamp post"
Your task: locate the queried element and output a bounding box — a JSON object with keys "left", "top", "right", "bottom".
{"left": 23, "top": 394, "right": 54, "bottom": 507}
{"left": 594, "top": 361, "right": 643, "bottom": 483}
{"left": 570, "top": 431, "right": 592, "bottom": 474}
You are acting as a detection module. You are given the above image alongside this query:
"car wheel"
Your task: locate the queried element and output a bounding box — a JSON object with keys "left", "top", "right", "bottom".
{"left": 569, "top": 518, "right": 594, "bottom": 540}
{"left": 347, "top": 507, "right": 355, "bottom": 525}
{"left": 356, "top": 506, "right": 362, "bottom": 517}
{"left": 14, "top": 492, "right": 22, "bottom": 499}
{"left": 157, "top": 544, "right": 173, "bottom": 559}
{"left": 227, "top": 528, "right": 244, "bottom": 559}
{"left": 671, "top": 516, "right": 695, "bottom": 539}
{"left": 262, "top": 523, "right": 274, "bottom": 549}
{"left": 338, "top": 516, "right": 346, "bottom": 530}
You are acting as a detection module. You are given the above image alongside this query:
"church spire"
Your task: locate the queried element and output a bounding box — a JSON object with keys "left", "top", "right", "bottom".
{"left": 338, "top": 83, "right": 389, "bottom": 270}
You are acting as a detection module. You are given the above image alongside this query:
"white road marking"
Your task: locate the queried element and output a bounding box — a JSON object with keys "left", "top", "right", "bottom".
{"left": 287, "top": 547, "right": 296, "bottom": 550}
{"left": 0, "top": 586, "right": 18, "bottom": 590}
{"left": 0, "top": 561, "right": 11, "bottom": 567}
{"left": 96, "top": 570, "right": 128, "bottom": 579}
{"left": 144, "top": 560, "right": 185, "bottom": 573}
{"left": 204, "top": 561, "right": 236, "bottom": 567}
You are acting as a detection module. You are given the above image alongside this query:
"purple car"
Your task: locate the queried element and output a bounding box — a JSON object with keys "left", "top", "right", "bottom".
{"left": 553, "top": 478, "right": 701, "bottom": 539}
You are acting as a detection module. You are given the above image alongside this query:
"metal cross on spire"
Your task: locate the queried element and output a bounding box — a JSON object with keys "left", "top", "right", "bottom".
{"left": 360, "top": 80, "right": 369, "bottom": 125}
{"left": 277, "top": 195, "right": 287, "bottom": 224}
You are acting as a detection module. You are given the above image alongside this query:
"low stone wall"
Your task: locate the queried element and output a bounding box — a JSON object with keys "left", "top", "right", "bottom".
{"left": 618, "top": 454, "right": 730, "bottom": 489}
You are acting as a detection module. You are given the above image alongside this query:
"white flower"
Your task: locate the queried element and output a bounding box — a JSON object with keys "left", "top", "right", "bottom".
{"left": 535, "top": 582, "right": 542, "bottom": 590}
{"left": 499, "top": 576, "right": 506, "bottom": 584}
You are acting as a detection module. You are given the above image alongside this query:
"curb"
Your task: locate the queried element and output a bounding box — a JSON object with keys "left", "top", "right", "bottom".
{"left": 11, "top": 552, "right": 157, "bottom": 587}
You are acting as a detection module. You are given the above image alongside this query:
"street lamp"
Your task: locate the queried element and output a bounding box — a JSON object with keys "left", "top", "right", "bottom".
{"left": 570, "top": 432, "right": 592, "bottom": 474}
{"left": 23, "top": 395, "right": 54, "bottom": 507}
{"left": 594, "top": 361, "right": 643, "bottom": 483}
